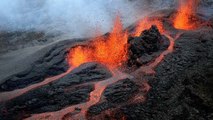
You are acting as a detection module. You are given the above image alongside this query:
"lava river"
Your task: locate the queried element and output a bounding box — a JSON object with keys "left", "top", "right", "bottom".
{"left": 22, "top": 18, "right": 183, "bottom": 120}
{"left": 1, "top": 0, "right": 207, "bottom": 118}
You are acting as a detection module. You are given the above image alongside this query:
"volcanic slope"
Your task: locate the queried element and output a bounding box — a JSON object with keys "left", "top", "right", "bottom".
{"left": 0, "top": 9, "right": 213, "bottom": 120}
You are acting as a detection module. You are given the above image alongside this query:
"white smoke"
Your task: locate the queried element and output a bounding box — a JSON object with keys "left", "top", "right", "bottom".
{"left": 0, "top": 0, "right": 175, "bottom": 39}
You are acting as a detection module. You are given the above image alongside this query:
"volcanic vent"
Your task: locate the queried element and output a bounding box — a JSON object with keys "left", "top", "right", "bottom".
{"left": 0, "top": 0, "right": 213, "bottom": 120}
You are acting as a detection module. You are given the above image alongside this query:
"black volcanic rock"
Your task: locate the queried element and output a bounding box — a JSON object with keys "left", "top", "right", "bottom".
{"left": 0, "top": 85, "right": 94, "bottom": 120}
{"left": 0, "top": 62, "right": 112, "bottom": 120}
{"left": 0, "top": 43, "right": 69, "bottom": 92}
{"left": 128, "top": 25, "right": 168, "bottom": 66}
{"left": 85, "top": 17, "right": 213, "bottom": 120}
{"left": 120, "top": 30, "right": 213, "bottom": 120}
{"left": 56, "top": 62, "right": 112, "bottom": 86}
{"left": 104, "top": 79, "right": 138, "bottom": 103}
{"left": 1, "top": 8, "right": 213, "bottom": 120}
{"left": 87, "top": 78, "right": 138, "bottom": 116}
{"left": 128, "top": 25, "right": 161, "bottom": 55}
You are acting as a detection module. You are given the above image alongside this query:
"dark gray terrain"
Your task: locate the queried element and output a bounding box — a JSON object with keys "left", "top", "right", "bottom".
{"left": 0, "top": 8, "right": 213, "bottom": 120}
{"left": 119, "top": 29, "right": 213, "bottom": 120}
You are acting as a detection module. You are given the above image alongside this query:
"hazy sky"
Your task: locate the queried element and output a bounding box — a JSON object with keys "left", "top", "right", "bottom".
{"left": 0, "top": 0, "right": 175, "bottom": 38}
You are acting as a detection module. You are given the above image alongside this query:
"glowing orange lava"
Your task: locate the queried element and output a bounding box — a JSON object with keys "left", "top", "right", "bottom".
{"left": 68, "top": 46, "right": 92, "bottom": 67}
{"left": 68, "top": 16, "right": 128, "bottom": 68}
{"left": 173, "top": 0, "right": 200, "bottom": 30}
{"left": 133, "top": 17, "right": 164, "bottom": 37}
{"left": 24, "top": 70, "right": 132, "bottom": 120}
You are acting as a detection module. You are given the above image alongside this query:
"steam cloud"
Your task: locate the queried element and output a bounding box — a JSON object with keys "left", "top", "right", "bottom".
{"left": 0, "top": 0, "right": 175, "bottom": 39}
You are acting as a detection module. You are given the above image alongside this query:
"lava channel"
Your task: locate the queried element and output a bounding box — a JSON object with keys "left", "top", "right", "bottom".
{"left": 0, "top": 67, "right": 75, "bottom": 103}
{"left": 131, "top": 32, "right": 182, "bottom": 76}
{"left": 24, "top": 27, "right": 183, "bottom": 120}
{"left": 24, "top": 69, "right": 133, "bottom": 120}
{"left": 1, "top": 13, "right": 185, "bottom": 120}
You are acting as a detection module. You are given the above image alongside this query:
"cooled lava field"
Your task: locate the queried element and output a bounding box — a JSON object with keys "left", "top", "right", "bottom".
{"left": 0, "top": 0, "right": 213, "bottom": 120}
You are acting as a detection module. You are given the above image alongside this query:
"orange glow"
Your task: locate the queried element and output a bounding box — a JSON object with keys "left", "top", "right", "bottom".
{"left": 133, "top": 17, "right": 164, "bottom": 37}
{"left": 68, "top": 16, "right": 128, "bottom": 68}
{"left": 68, "top": 46, "right": 91, "bottom": 67}
{"left": 173, "top": 0, "right": 200, "bottom": 30}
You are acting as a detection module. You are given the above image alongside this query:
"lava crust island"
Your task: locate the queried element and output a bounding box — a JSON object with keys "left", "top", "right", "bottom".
{"left": 0, "top": 1, "right": 213, "bottom": 120}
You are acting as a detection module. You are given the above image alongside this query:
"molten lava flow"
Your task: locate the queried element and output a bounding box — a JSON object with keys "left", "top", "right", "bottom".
{"left": 0, "top": 67, "right": 74, "bottom": 103}
{"left": 68, "top": 16, "right": 128, "bottom": 68}
{"left": 131, "top": 32, "right": 182, "bottom": 76}
{"left": 24, "top": 30, "right": 183, "bottom": 120}
{"left": 24, "top": 70, "right": 133, "bottom": 120}
{"left": 133, "top": 17, "right": 164, "bottom": 37}
{"left": 173, "top": 0, "right": 200, "bottom": 30}
{"left": 2, "top": 10, "right": 186, "bottom": 120}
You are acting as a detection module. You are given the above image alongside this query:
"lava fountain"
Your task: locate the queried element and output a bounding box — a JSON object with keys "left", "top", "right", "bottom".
{"left": 22, "top": 16, "right": 132, "bottom": 120}
{"left": 68, "top": 16, "right": 128, "bottom": 68}
{"left": 24, "top": 15, "right": 182, "bottom": 119}
{"left": 173, "top": 0, "right": 200, "bottom": 30}
{"left": 0, "top": 9, "right": 187, "bottom": 119}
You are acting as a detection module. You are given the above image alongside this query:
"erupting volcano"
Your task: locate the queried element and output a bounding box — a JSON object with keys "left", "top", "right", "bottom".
{"left": 173, "top": 0, "right": 201, "bottom": 30}
{"left": 0, "top": 0, "right": 213, "bottom": 120}
{"left": 68, "top": 16, "right": 128, "bottom": 68}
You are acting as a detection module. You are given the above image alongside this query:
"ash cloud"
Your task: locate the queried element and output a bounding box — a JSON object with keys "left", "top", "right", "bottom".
{"left": 0, "top": 0, "right": 175, "bottom": 39}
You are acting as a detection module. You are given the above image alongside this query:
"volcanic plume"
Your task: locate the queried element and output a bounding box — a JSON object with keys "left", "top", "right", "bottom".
{"left": 0, "top": 1, "right": 213, "bottom": 120}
